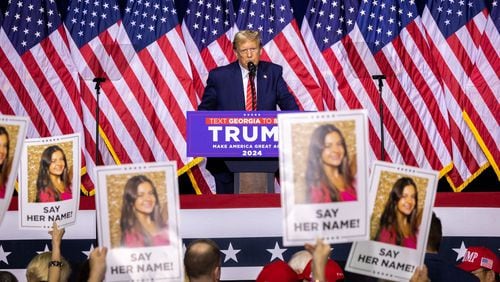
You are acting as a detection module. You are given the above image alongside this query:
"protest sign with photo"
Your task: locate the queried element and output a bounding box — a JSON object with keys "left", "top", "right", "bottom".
{"left": 278, "top": 110, "right": 370, "bottom": 246}
{"left": 19, "top": 133, "right": 81, "bottom": 229}
{"left": 0, "top": 115, "right": 28, "bottom": 225}
{"left": 95, "top": 162, "right": 183, "bottom": 281}
{"left": 345, "top": 161, "right": 438, "bottom": 281}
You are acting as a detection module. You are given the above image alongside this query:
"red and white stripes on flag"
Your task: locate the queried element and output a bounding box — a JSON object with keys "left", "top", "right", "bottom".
{"left": 64, "top": 0, "right": 123, "bottom": 194}
{"left": 180, "top": 0, "right": 238, "bottom": 194}
{"left": 354, "top": 19, "right": 453, "bottom": 172}
{"left": 64, "top": 0, "right": 212, "bottom": 193}
{"left": 301, "top": 0, "right": 453, "bottom": 173}
{"left": 422, "top": 0, "right": 490, "bottom": 191}
{"left": 300, "top": 0, "right": 383, "bottom": 162}
{"left": 463, "top": 7, "right": 500, "bottom": 180}
{"left": 181, "top": 0, "right": 237, "bottom": 101}
{"left": 110, "top": 0, "right": 211, "bottom": 194}
{"left": 0, "top": 0, "right": 90, "bottom": 191}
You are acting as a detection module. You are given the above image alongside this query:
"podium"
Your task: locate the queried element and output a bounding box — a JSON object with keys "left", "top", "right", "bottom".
{"left": 225, "top": 158, "right": 278, "bottom": 194}
{"left": 187, "top": 111, "right": 282, "bottom": 194}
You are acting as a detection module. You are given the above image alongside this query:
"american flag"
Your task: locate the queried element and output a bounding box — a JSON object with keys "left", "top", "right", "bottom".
{"left": 300, "top": 0, "right": 382, "bottom": 161}
{"left": 0, "top": 0, "right": 92, "bottom": 190}
{"left": 235, "top": 0, "right": 324, "bottom": 111}
{"left": 355, "top": 0, "right": 453, "bottom": 172}
{"left": 181, "top": 0, "right": 237, "bottom": 100}
{"left": 300, "top": 0, "right": 359, "bottom": 110}
{"left": 463, "top": 2, "right": 499, "bottom": 180}
{"left": 64, "top": 0, "right": 211, "bottom": 193}
{"left": 0, "top": 12, "right": 12, "bottom": 113}
{"left": 64, "top": 0, "right": 122, "bottom": 194}
{"left": 180, "top": 0, "right": 238, "bottom": 194}
{"left": 301, "top": 0, "right": 453, "bottom": 173}
{"left": 113, "top": 0, "right": 210, "bottom": 193}
{"left": 480, "top": 256, "right": 494, "bottom": 269}
{"left": 422, "top": 0, "right": 490, "bottom": 190}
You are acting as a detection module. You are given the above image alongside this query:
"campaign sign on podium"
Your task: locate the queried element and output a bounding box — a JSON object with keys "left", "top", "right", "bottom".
{"left": 187, "top": 111, "right": 279, "bottom": 158}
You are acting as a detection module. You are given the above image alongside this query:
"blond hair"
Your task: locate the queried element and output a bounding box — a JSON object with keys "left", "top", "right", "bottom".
{"left": 26, "top": 252, "right": 71, "bottom": 282}
{"left": 233, "top": 30, "right": 262, "bottom": 50}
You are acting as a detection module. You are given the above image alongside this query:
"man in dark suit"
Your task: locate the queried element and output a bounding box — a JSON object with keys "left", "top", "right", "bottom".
{"left": 198, "top": 29, "right": 299, "bottom": 194}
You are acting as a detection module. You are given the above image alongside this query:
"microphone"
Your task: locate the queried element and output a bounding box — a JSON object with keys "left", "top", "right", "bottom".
{"left": 247, "top": 62, "right": 256, "bottom": 76}
{"left": 372, "top": 75, "right": 386, "bottom": 80}
{"left": 93, "top": 77, "right": 106, "bottom": 90}
{"left": 93, "top": 77, "right": 106, "bottom": 83}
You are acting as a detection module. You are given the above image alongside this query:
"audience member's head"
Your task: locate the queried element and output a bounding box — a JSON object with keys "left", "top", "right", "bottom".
{"left": 0, "top": 271, "right": 18, "bottom": 282}
{"left": 256, "top": 260, "right": 298, "bottom": 282}
{"left": 184, "top": 239, "right": 221, "bottom": 282}
{"left": 26, "top": 252, "right": 71, "bottom": 282}
{"left": 426, "top": 212, "right": 442, "bottom": 253}
{"left": 75, "top": 259, "right": 91, "bottom": 282}
{"left": 457, "top": 246, "right": 500, "bottom": 282}
{"left": 288, "top": 250, "right": 312, "bottom": 274}
{"left": 75, "top": 247, "right": 108, "bottom": 282}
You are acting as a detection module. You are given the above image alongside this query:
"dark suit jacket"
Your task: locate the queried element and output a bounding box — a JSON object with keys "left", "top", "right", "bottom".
{"left": 198, "top": 61, "right": 299, "bottom": 111}
{"left": 198, "top": 61, "right": 299, "bottom": 174}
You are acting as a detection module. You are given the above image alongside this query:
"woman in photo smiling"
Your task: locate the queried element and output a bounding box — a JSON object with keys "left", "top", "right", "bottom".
{"left": 120, "top": 175, "right": 169, "bottom": 248}
{"left": 36, "top": 145, "right": 72, "bottom": 202}
{"left": 306, "top": 124, "right": 357, "bottom": 203}
{"left": 375, "top": 177, "right": 420, "bottom": 249}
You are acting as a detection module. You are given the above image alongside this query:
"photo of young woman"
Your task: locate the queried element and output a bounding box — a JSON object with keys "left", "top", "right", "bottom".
{"left": 120, "top": 175, "right": 169, "bottom": 248}
{"left": 0, "top": 126, "right": 10, "bottom": 199}
{"left": 374, "top": 177, "right": 419, "bottom": 249}
{"left": 306, "top": 124, "right": 356, "bottom": 203}
{"left": 35, "top": 145, "right": 72, "bottom": 202}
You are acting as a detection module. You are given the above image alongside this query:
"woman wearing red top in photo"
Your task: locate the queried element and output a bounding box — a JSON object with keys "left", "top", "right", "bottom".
{"left": 375, "top": 177, "right": 419, "bottom": 249}
{"left": 306, "top": 124, "right": 357, "bottom": 203}
{"left": 0, "top": 127, "right": 10, "bottom": 199}
{"left": 120, "top": 175, "right": 169, "bottom": 248}
{"left": 36, "top": 145, "right": 72, "bottom": 202}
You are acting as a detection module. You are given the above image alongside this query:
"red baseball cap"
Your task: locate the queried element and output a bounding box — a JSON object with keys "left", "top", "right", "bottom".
{"left": 256, "top": 260, "right": 299, "bottom": 282}
{"left": 457, "top": 246, "right": 500, "bottom": 273}
{"left": 299, "top": 259, "right": 345, "bottom": 281}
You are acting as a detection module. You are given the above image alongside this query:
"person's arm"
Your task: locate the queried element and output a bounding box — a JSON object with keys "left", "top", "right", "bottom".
{"left": 409, "top": 265, "right": 430, "bottom": 282}
{"left": 88, "top": 247, "right": 108, "bottom": 282}
{"left": 304, "top": 238, "right": 331, "bottom": 282}
{"left": 48, "top": 221, "right": 65, "bottom": 282}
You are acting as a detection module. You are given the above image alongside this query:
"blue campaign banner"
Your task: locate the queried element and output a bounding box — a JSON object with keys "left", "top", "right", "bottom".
{"left": 187, "top": 111, "right": 279, "bottom": 158}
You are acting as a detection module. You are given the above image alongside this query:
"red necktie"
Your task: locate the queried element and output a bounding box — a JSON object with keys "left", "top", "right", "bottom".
{"left": 246, "top": 75, "right": 255, "bottom": 111}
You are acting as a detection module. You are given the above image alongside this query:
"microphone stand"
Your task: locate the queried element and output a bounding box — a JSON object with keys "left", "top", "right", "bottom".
{"left": 372, "top": 74, "right": 386, "bottom": 161}
{"left": 92, "top": 77, "right": 106, "bottom": 166}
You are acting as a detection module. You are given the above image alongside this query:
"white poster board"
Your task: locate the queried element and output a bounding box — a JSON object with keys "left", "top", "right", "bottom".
{"left": 19, "top": 133, "right": 81, "bottom": 229}
{"left": 345, "top": 161, "right": 438, "bottom": 281}
{"left": 95, "top": 162, "right": 183, "bottom": 281}
{"left": 0, "top": 115, "right": 29, "bottom": 225}
{"left": 278, "top": 110, "right": 369, "bottom": 246}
